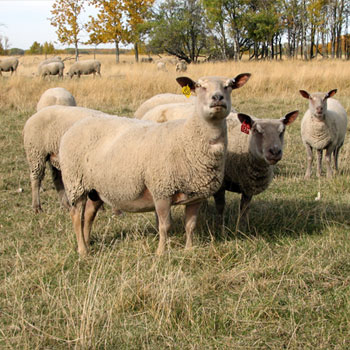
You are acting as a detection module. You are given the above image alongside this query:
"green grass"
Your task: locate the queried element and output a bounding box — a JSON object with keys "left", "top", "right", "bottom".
{"left": 1, "top": 91, "right": 350, "bottom": 349}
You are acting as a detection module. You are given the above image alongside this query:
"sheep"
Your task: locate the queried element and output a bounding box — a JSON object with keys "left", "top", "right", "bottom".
{"left": 67, "top": 59, "right": 101, "bottom": 78}
{"left": 141, "top": 57, "right": 153, "bottom": 63}
{"left": 299, "top": 89, "right": 348, "bottom": 178}
{"left": 59, "top": 73, "right": 251, "bottom": 256}
{"left": 0, "top": 57, "right": 19, "bottom": 76}
{"left": 23, "top": 105, "right": 106, "bottom": 213}
{"left": 156, "top": 61, "right": 167, "bottom": 71}
{"left": 213, "top": 111, "right": 298, "bottom": 226}
{"left": 140, "top": 103, "right": 298, "bottom": 227}
{"left": 176, "top": 61, "right": 187, "bottom": 72}
{"left": 38, "top": 56, "right": 62, "bottom": 68}
{"left": 38, "top": 61, "right": 65, "bottom": 79}
{"left": 36, "top": 87, "right": 76, "bottom": 111}
{"left": 134, "top": 93, "right": 195, "bottom": 119}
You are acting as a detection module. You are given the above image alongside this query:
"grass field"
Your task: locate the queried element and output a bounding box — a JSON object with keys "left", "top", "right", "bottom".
{"left": 1, "top": 54, "right": 350, "bottom": 349}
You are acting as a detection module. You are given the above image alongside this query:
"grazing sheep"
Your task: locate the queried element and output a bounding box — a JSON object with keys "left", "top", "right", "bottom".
{"left": 141, "top": 57, "right": 153, "bottom": 63}
{"left": 36, "top": 87, "right": 76, "bottom": 111}
{"left": 67, "top": 59, "right": 101, "bottom": 78}
{"left": 59, "top": 73, "right": 251, "bottom": 256}
{"left": 38, "top": 61, "right": 65, "bottom": 79}
{"left": 23, "top": 105, "right": 106, "bottom": 212}
{"left": 176, "top": 61, "right": 187, "bottom": 72}
{"left": 214, "top": 111, "right": 298, "bottom": 226}
{"left": 0, "top": 57, "right": 19, "bottom": 75}
{"left": 38, "top": 56, "right": 62, "bottom": 68}
{"left": 156, "top": 61, "right": 167, "bottom": 71}
{"left": 300, "top": 89, "right": 348, "bottom": 178}
{"left": 134, "top": 93, "right": 195, "bottom": 119}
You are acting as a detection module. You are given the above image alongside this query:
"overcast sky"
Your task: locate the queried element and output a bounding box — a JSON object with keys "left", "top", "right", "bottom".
{"left": 0, "top": 0, "right": 112, "bottom": 50}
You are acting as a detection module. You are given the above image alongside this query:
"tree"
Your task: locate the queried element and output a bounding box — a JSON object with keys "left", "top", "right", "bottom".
{"left": 42, "top": 42, "right": 56, "bottom": 58}
{"left": 124, "top": 0, "right": 155, "bottom": 62}
{"left": 50, "top": 0, "right": 85, "bottom": 61}
{"left": 87, "top": 0, "right": 127, "bottom": 63}
{"left": 28, "top": 41, "right": 42, "bottom": 55}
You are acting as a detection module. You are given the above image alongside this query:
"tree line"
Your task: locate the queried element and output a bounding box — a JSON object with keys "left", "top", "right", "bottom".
{"left": 48, "top": 0, "right": 350, "bottom": 63}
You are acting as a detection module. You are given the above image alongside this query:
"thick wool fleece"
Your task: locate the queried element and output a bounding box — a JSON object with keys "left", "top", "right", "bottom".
{"left": 37, "top": 88, "right": 76, "bottom": 111}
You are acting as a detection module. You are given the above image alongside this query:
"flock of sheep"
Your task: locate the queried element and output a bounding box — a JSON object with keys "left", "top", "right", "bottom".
{"left": 22, "top": 71, "right": 348, "bottom": 256}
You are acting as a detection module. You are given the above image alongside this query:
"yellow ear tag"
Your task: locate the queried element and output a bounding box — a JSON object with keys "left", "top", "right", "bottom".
{"left": 182, "top": 85, "right": 191, "bottom": 98}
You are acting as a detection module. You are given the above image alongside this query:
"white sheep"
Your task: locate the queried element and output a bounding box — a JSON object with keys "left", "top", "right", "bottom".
{"left": 0, "top": 57, "right": 19, "bottom": 76}
{"left": 213, "top": 111, "right": 298, "bottom": 226}
{"left": 36, "top": 87, "right": 76, "bottom": 111}
{"left": 300, "top": 89, "right": 348, "bottom": 178}
{"left": 156, "top": 61, "right": 167, "bottom": 71}
{"left": 67, "top": 60, "right": 101, "bottom": 78}
{"left": 140, "top": 102, "right": 298, "bottom": 226}
{"left": 38, "top": 61, "right": 65, "bottom": 79}
{"left": 23, "top": 105, "right": 106, "bottom": 212}
{"left": 134, "top": 93, "right": 195, "bottom": 119}
{"left": 59, "top": 73, "right": 251, "bottom": 256}
{"left": 176, "top": 61, "right": 187, "bottom": 72}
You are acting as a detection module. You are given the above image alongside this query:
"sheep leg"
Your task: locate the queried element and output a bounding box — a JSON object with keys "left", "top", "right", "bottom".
{"left": 70, "top": 197, "right": 88, "bottom": 256}
{"left": 304, "top": 143, "right": 313, "bottom": 179}
{"left": 184, "top": 202, "right": 202, "bottom": 250}
{"left": 49, "top": 165, "right": 70, "bottom": 210}
{"left": 83, "top": 198, "right": 103, "bottom": 246}
{"left": 238, "top": 193, "right": 252, "bottom": 229}
{"left": 316, "top": 149, "right": 323, "bottom": 177}
{"left": 333, "top": 146, "right": 341, "bottom": 172}
{"left": 31, "top": 177, "right": 42, "bottom": 213}
{"left": 325, "top": 148, "right": 333, "bottom": 178}
{"left": 214, "top": 188, "right": 226, "bottom": 218}
{"left": 154, "top": 199, "right": 172, "bottom": 255}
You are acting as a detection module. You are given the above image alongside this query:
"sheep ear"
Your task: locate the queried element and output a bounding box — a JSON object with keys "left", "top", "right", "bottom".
{"left": 325, "top": 89, "right": 337, "bottom": 99}
{"left": 228, "top": 73, "right": 251, "bottom": 90}
{"left": 299, "top": 90, "right": 310, "bottom": 99}
{"left": 237, "top": 113, "right": 254, "bottom": 127}
{"left": 281, "top": 110, "right": 299, "bottom": 126}
{"left": 176, "top": 77, "right": 196, "bottom": 91}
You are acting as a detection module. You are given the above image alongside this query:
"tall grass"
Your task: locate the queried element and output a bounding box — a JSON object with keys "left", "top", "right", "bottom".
{"left": 1, "top": 55, "right": 350, "bottom": 349}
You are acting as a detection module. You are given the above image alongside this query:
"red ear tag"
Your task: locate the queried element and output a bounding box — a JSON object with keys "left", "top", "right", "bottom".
{"left": 241, "top": 121, "right": 250, "bottom": 134}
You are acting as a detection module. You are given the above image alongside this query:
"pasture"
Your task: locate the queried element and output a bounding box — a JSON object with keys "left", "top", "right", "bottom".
{"left": 1, "top": 54, "right": 350, "bottom": 349}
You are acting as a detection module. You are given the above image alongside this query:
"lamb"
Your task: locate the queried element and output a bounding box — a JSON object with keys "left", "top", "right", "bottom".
{"left": 0, "top": 57, "right": 19, "bottom": 75}
{"left": 299, "top": 89, "right": 348, "bottom": 178}
{"left": 59, "top": 73, "right": 251, "bottom": 256}
{"left": 140, "top": 102, "right": 298, "bottom": 226}
{"left": 36, "top": 87, "right": 76, "bottom": 111}
{"left": 67, "top": 60, "right": 101, "bottom": 78}
{"left": 134, "top": 93, "right": 195, "bottom": 119}
{"left": 176, "top": 61, "right": 187, "bottom": 72}
{"left": 38, "top": 61, "right": 65, "bottom": 79}
{"left": 213, "top": 111, "right": 298, "bottom": 226}
{"left": 23, "top": 105, "right": 106, "bottom": 212}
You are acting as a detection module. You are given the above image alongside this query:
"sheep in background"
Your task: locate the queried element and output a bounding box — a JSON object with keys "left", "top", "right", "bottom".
{"left": 38, "top": 61, "right": 65, "bottom": 79}
{"left": 156, "top": 61, "right": 167, "bottom": 71}
{"left": 176, "top": 61, "right": 187, "bottom": 72}
{"left": 23, "top": 105, "right": 106, "bottom": 212}
{"left": 59, "top": 73, "right": 251, "bottom": 256}
{"left": 300, "top": 89, "right": 347, "bottom": 178}
{"left": 134, "top": 93, "right": 195, "bottom": 119}
{"left": 67, "top": 60, "right": 101, "bottom": 78}
{"left": 214, "top": 111, "right": 298, "bottom": 227}
{"left": 0, "top": 57, "right": 19, "bottom": 76}
{"left": 36, "top": 87, "right": 76, "bottom": 111}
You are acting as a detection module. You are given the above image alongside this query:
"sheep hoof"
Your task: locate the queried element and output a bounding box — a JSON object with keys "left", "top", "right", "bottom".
{"left": 33, "top": 206, "right": 43, "bottom": 214}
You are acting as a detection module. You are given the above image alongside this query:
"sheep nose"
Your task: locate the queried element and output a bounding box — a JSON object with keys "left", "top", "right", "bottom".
{"left": 212, "top": 93, "right": 224, "bottom": 101}
{"left": 316, "top": 106, "right": 323, "bottom": 113}
{"left": 269, "top": 147, "right": 282, "bottom": 157}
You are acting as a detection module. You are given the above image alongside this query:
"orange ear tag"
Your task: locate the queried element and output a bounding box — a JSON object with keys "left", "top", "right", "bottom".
{"left": 182, "top": 85, "right": 191, "bottom": 98}
{"left": 241, "top": 121, "right": 250, "bottom": 134}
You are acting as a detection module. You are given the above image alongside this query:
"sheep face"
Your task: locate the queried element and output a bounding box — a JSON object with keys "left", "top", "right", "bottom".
{"left": 299, "top": 89, "right": 337, "bottom": 121}
{"left": 237, "top": 111, "right": 299, "bottom": 165}
{"left": 176, "top": 73, "right": 251, "bottom": 122}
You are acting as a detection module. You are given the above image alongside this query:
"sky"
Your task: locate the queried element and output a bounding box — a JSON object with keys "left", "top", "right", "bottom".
{"left": 0, "top": 0, "right": 111, "bottom": 50}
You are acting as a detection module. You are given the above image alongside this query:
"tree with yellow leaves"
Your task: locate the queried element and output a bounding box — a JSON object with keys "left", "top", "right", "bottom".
{"left": 50, "top": 0, "right": 85, "bottom": 61}
{"left": 87, "top": 0, "right": 127, "bottom": 63}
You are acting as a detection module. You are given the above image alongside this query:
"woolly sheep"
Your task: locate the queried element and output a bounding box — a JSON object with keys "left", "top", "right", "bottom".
{"left": 141, "top": 103, "right": 298, "bottom": 226}
{"left": 38, "top": 61, "right": 65, "bottom": 79}
{"left": 176, "top": 61, "right": 187, "bottom": 72}
{"left": 0, "top": 57, "right": 19, "bottom": 75}
{"left": 36, "top": 87, "right": 76, "bottom": 111}
{"left": 214, "top": 111, "right": 298, "bottom": 226}
{"left": 300, "top": 89, "right": 348, "bottom": 178}
{"left": 59, "top": 73, "right": 251, "bottom": 256}
{"left": 134, "top": 93, "right": 195, "bottom": 119}
{"left": 38, "top": 56, "right": 62, "bottom": 68}
{"left": 23, "top": 105, "right": 106, "bottom": 212}
{"left": 156, "top": 61, "right": 167, "bottom": 71}
{"left": 67, "top": 59, "right": 101, "bottom": 78}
